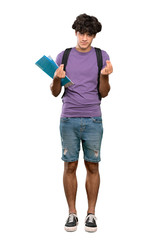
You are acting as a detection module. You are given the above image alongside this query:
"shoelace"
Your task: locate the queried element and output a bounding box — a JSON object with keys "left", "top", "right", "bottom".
{"left": 85, "top": 214, "right": 97, "bottom": 223}
{"left": 68, "top": 213, "right": 77, "bottom": 223}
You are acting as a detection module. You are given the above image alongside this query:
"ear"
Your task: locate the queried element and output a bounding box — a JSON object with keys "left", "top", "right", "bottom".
{"left": 75, "top": 31, "right": 78, "bottom": 36}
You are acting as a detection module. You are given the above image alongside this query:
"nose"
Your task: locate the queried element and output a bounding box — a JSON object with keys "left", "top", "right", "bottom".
{"left": 82, "top": 34, "right": 87, "bottom": 41}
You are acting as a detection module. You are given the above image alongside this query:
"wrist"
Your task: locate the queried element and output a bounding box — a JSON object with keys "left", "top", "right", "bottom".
{"left": 54, "top": 75, "right": 61, "bottom": 81}
{"left": 100, "top": 73, "right": 109, "bottom": 78}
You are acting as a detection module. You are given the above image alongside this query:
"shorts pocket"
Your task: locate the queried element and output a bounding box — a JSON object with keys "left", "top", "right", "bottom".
{"left": 60, "top": 117, "right": 70, "bottom": 122}
{"left": 92, "top": 117, "right": 102, "bottom": 123}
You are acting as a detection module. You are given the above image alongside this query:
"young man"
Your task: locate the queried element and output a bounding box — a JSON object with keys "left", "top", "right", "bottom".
{"left": 50, "top": 13, "right": 113, "bottom": 232}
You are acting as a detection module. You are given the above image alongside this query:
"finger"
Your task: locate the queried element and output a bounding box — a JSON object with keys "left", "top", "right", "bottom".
{"left": 106, "top": 61, "right": 112, "bottom": 70}
{"left": 60, "top": 64, "right": 64, "bottom": 70}
{"left": 107, "top": 64, "right": 113, "bottom": 74}
{"left": 108, "top": 62, "right": 113, "bottom": 71}
{"left": 106, "top": 60, "right": 111, "bottom": 65}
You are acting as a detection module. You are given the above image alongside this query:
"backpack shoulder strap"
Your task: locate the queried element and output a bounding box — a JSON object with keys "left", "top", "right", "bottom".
{"left": 95, "top": 47, "right": 103, "bottom": 70}
{"left": 61, "top": 48, "right": 72, "bottom": 71}
{"left": 95, "top": 47, "right": 103, "bottom": 100}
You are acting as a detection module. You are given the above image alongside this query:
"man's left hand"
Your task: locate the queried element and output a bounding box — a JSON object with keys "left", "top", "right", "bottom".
{"left": 101, "top": 60, "right": 113, "bottom": 75}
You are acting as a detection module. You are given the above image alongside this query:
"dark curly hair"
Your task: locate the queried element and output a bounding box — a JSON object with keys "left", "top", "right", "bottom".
{"left": 72, "top": 13, "right": 102, "bottom": 35}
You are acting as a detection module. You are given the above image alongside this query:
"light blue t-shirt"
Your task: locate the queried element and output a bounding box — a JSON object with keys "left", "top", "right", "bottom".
{"left": 56, "top": 47, "right": 110, "bottom": 117}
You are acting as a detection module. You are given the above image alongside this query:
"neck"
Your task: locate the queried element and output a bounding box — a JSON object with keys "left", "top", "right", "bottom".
{"left": 75, "top": 44, "right": 92, "bottom": 53}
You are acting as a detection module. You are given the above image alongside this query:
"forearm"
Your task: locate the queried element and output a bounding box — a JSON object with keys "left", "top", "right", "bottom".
{"left": 50, "top": 76, "right": 62, "bottom": 97}
{"left": 99, "top": 74, "right": 110, "bottom": 98}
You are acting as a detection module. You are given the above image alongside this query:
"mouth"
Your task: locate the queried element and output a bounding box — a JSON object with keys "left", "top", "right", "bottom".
{"left": 81, "top": 42, "right": 88, "bottom": 45}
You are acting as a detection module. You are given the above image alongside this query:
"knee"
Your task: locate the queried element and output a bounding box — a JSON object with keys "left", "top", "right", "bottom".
{"left": 64, "top": 161, "right": 78, "bottom": 174}
{"left": 85, "top": 161, "right": 99, "bottom": 174}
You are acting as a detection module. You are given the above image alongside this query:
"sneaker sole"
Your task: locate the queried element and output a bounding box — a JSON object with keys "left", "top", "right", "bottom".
{"left": 85, "top": 226, "right": 97, "bottom": 232}
{"left": 65, "top": 223, "right": 78, "bottom": 232}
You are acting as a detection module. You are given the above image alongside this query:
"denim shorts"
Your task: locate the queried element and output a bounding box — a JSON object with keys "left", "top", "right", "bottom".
{"left": 60, "top": 117, "right": 103, "bottom": 163}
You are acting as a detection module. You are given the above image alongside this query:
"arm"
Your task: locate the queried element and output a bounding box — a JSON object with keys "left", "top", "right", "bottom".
{"left": 99, "top": 60, "right": 113, "bottom": 98}
{"left": 50, "top": 64, "right": 65, "bottom": 97}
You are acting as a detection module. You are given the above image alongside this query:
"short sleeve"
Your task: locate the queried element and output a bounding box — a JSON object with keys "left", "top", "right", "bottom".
{"left": 55, "top": 51, "right": 64, "bottom": 66}
{"left": 101, "top": 50, "right": 110, "bottom": 69}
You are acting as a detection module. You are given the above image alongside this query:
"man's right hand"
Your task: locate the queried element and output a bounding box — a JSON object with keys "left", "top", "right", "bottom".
{"left": 54, "top": 64, "right": 66, "bottom": 79}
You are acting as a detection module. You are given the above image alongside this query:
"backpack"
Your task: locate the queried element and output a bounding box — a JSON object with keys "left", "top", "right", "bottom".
{"left": 61, "top": 47, "right": 103, "bottom": 100}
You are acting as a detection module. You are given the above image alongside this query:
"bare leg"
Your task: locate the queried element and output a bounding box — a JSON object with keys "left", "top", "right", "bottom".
{"left": 84, "top": 161, "right": 100, "bottom": 214}
{"left": 63, "top": 161, "right": 78, "bottom": 214}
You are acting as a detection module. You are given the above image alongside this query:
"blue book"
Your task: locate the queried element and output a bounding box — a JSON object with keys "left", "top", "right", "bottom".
{"left": 35, "top": 55, "right": 74, "bottom": 87}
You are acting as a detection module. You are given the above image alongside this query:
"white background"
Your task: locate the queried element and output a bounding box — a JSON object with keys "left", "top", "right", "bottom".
{"left": 0, "top": 0, "right": 160, "bottom": 239}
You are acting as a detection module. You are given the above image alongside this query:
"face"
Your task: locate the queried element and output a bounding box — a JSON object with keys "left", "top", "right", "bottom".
{"left": 75, "top": 31, "right": 96, "bottom": 52}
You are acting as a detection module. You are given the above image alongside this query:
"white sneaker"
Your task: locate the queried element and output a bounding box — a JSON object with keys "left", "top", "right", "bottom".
{"left": 85, "top": 214, "right": 97, "bottom": 232}
{"left": 64, "top": 213, "right": 78, "bottom": 232}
